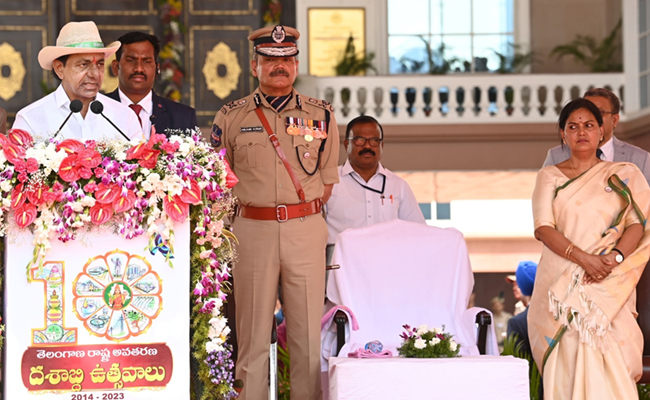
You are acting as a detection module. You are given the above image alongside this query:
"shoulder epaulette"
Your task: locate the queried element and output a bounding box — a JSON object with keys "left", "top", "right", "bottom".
{"left": 220, "top": 98, "right": 248, "bottom": 115}
{"left": 305, "top": 96, "right": 334, "bottom": 112}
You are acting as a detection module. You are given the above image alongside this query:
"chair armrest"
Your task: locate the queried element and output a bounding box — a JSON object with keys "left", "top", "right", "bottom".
{"left": 475, "top": 311, "right": 492, "bottom": 355}
{"left": 334, "top": 310, "right": 348, "bottom": 356}
{"left": 463, "top": 307, "right": 499, "bottom": 355}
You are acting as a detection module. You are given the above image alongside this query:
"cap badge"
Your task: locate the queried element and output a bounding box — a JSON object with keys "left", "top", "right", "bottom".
{"left": 272, "top": 26, "right": 286, "bottom": 43}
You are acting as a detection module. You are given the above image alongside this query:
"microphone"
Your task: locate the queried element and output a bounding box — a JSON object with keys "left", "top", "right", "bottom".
{"left": 54, "top": 99, "right": 83, "bottom": 138}
{"left": 90, "top": 101, "right": 130, "bottom": 141}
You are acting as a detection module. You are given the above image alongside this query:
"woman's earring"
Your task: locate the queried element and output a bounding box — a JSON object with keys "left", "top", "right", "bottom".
{"left": 600, "top": 136, "right": 604, "bottom": 141}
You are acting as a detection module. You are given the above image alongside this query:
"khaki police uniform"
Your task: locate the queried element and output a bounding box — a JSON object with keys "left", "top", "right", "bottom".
{"left": 213, "top": 86, "right": 339, "bottom": 400}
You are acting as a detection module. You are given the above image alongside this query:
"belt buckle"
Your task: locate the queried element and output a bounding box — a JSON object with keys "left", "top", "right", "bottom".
{"left": 276, "top": 205, "right": 288, "bottom": 222}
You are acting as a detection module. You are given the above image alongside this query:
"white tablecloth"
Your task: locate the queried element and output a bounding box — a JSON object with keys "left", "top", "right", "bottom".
{"left": 328, "top": 355, "right": 529, "bottom": 400}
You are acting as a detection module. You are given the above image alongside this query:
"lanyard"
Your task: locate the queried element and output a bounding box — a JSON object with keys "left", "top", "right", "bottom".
{"left": 349, "top": 173, "right": 386, "bottom": 196}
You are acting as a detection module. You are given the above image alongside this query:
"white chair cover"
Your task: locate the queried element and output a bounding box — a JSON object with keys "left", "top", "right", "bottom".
{"left": 326, "top": 219, "right": 498, "bottom": 361}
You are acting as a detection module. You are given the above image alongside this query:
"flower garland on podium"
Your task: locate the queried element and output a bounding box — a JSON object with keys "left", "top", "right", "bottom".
{"left": 0, "top": 128, "right": 239, "bottom": 399}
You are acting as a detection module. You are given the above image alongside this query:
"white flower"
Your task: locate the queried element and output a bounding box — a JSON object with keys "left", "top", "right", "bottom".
{"left": 169, "top": 135, "right": 183, "bottom": 144}
{"left": 147, "top": 224, "right": 159, "bottom": 236}
{"left": 432, "top": 327, "right": 442, "bottom": 334}
{"left": 414, "top": 338, "right": 427, "bottom": 349}
{"left": 209, "top": 316, "right": 227, "bottom": 333}
{"left": 449, "top": 340, "right": 458, "bottom": 351}
{"left": 179, "top": 142, "right": 191, "bottom": 156}
{"left": 430, "top": 337, "right": 441, "bottom": 345}
{"left": 141, "top": 168, "right": 151, "bottom": 176}
{"left": 80, "top": 196, "right": 96, "bottom": 207}
{"left": 416, "top": 324, "right": 429, "bottom": 336}
{"left": 209, "top": 297, "right": 224, "bottom": 313}
{"left": 205, "top": 340, "right": 224, "bottom": 353}
{"left": 71, "top": 202, "right": 83, "bottom": 212}
{"left": 114, "top": 150, "right": 126, "bottom": 162}
{"left": 146, "top": 173, "right": 161, "bottom": 184}
{"left": 162, "top": 174, "right": 184, "bottom": 196}
{"left": 0, "top": 180, "right": 12, "bottom": 192}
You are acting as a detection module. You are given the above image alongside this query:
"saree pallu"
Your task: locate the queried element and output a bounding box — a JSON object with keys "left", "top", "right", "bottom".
{"left": 529, "top": 162, "right": 650, "bottom": 400}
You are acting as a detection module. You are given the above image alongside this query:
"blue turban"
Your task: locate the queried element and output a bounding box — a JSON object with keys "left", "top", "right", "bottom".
{"left": 515, "top": 261, "right": 537, "bottom": 296}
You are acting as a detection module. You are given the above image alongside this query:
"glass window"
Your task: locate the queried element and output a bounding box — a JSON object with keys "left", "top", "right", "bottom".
{"left": 388, "top": 0, "right": 515, "bottom": 74}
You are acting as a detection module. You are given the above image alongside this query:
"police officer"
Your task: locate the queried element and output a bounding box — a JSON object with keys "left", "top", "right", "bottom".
{"left": 212, "top": 25, "right": 340, "bottom": 400}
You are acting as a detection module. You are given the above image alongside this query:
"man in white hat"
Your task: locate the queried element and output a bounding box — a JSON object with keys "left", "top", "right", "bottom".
{"left": 12, "top": 21, "right": 142, "bottom": 141}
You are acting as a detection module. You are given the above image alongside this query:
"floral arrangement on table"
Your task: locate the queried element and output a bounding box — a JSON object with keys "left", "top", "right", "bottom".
{"left": 0, "top": 128, "right": 240, "bottom": 399}
{"left": 158, "top": 0, "right": 185, "bottom": 102}
{"left": 398, "top": 324, "right": 460, "bottom": 358}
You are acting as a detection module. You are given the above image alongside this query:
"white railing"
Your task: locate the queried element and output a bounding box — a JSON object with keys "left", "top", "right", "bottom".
{"left": 296, "top": 73, "right": 626, "bottom": 125}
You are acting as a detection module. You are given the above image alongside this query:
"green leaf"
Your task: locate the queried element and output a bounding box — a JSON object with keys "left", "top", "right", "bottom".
{"left": 549, "top": 18, "right": 622, "bottom": 72}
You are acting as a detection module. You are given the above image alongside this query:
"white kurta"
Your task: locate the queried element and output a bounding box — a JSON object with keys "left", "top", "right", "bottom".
{"left": 326, "top": 160, "right": 426, "bottom": 244}
{"left": 13, "top": 84, "right": 143, "bottom": 141}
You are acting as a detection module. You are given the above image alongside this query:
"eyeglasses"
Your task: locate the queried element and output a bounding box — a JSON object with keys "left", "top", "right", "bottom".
{"left": 598, "top": 109, "right": 616, "bottom": 115}
{"left": 350, "top": 136, "right": 382, "bottom": 147}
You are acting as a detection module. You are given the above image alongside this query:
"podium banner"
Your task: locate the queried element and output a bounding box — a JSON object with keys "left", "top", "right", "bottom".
{"left": 4, "top": 222, "right": 190, "bottom": 399}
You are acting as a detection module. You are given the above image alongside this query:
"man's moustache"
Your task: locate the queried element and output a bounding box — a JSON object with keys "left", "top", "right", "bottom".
{"left": 359, "top": 149, "right": 375, "bottom": 156}
{"left": 270, "top": 69, "right": 289, "bottom": 77}
{"left": 129, "top": 73, "right": 147, "bottom": 80}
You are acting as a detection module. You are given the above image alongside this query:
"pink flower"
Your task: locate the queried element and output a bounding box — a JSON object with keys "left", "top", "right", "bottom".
{"left": 78, "top": 167, "right": 93, "bottom": 180}
{"left": 83, "top": 182, "right": 98, "bottom": 193}
{"left": 14, "top": 203, "right": 37, "bottom": 228}
{"left": 58, "top": 155, "right": 80, "bottom": 182}
{"left": 126, "top": 142, "right": 147, "bottom": 160}
{"left": 95, "top": 183, "right": 120, "bottom": 204}
{"left": 26, "top": 184, "right": 49, "bottom": 206}
{"left": 163, "top": 194, "right": 189, "bottom": 223}
{"left": 138, "top": 148, "right": 160, "bottom": 169}
{"left": 160, "top": 141, "right": 180, "bottom": 154}
{"left": 223, "top": 159, "right": 238, "bottom": 189}
{"left": 180, "top": 179, "right": 202, "bottom": 205}
{"left": 10, "top": 184, "right": 26, "bottom": 209}
{"left": 77, "top": 148, "right": 102, "bottom": 169}
{"left": 7, "top": 129, "right": 34, "bottom": 148}
{"left": 56, "top": 139, "right": 84, "bottom": 155}
{"left": 112, "top": 190, "right": 136, "bottom": 213}
{"left": 89, "top": 203, "right": 113, "bottom": 225}
{"left": 2, "top": 142, "right": 26, "bottom": 164}
{"left": 199, "top": 250, "right": 213, "bottom": 259}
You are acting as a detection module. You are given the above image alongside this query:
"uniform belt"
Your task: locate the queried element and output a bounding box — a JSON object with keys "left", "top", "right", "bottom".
{"left": 236, "top": 199, "right": 322, "bottom": 222}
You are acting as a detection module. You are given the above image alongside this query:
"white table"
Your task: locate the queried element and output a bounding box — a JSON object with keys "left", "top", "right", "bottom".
{"left": 328, "top": 355, "right": 530, "bottom": 400}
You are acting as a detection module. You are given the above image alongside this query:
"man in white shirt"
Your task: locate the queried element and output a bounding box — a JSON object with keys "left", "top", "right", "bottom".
{"left": 542, "top": 88, "right": 650, "bottom": 183}
{"left": 326, "top": 115, "right": 426, "bottom": 246}
{"left": 12, "top": 21, "right": 142, "bottom": 141}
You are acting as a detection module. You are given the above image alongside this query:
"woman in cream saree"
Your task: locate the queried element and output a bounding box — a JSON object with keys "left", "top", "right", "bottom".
{"left": 530, "top": 99, "right": 650, "bottom": 399}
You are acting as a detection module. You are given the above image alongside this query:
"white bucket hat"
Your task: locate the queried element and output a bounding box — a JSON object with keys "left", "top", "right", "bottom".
{"left": 38, "top": 21, "right": 120, "bottom": 70}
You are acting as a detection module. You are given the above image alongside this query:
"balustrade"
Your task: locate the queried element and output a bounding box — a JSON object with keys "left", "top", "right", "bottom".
{"left": 296, "top": 73, "right": 625, "bottom": 125}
